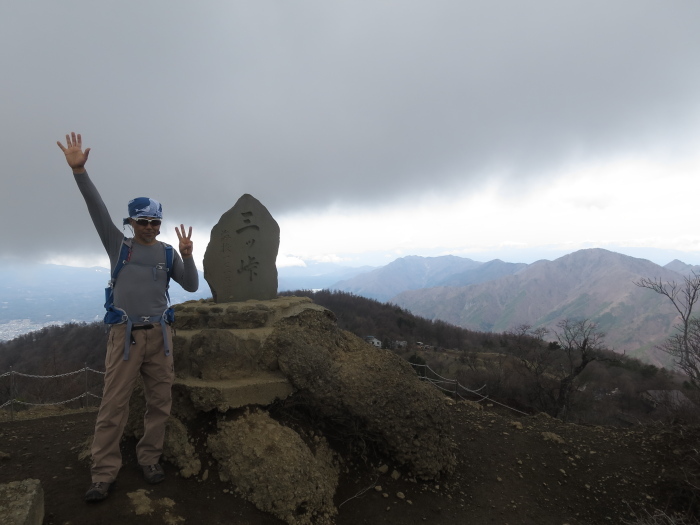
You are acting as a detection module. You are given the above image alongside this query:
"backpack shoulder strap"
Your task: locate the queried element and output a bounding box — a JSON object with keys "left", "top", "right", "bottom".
{"left": 163, "top": 242, "right": 174, "bottom": 280}
{"left": 104, "top": 238, "right": 132, "bottom": 320}
{"left": 161, "top": 242, "right": 175, "bottom": 306}
{"left": 111, "top": 238, "right": 133, "bottom": 283}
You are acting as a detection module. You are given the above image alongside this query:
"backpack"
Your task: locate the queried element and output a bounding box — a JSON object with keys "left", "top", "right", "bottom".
{"left": 103, "top": 238, "right": 175, "bottom": 324}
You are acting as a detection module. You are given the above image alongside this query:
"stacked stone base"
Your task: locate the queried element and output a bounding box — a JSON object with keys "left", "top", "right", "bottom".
{"left": 124, "top": 296, "right": 455, "bottom": 525}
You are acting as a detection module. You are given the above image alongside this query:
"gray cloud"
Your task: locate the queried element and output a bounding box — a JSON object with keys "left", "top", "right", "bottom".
{"left": 1, "top": 1, "right": 699, "bottom": 261}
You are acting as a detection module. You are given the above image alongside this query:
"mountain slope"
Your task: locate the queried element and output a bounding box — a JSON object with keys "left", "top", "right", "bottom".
{"left": 331, "top": 255, "right": 483, "bottom": 301}
{"left": 392, "top": 248, "right": 684, "bottom": 366}
{"left": 277, "top": 262, "right": 375, "bottom": 291}
{"left": 435, "top": 259, "right": 527, "bottom": 287}
{"left": 664, "top": 259, "right": 700, "bottom": 276}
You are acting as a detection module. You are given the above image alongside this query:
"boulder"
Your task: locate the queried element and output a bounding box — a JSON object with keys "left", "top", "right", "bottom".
{"left": 208, "top": 410, "right": 338, "bottom": 525}
{"left": 0, "top": 479, "right": 44, "bottom": 525}
{"left": 265, "top": 308, "right": 457, "bottom": 480}
{"left": 162, "top": 417, "right": 201, "bottom": 479}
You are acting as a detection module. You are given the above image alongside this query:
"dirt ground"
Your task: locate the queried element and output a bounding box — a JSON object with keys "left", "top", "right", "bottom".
{"left": 1, "top": 401, "right": 699, "bottom": 525}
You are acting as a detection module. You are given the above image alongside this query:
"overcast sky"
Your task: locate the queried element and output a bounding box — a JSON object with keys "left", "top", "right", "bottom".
{"left": 2, "top": 1, "right": 700, "bottom": 270}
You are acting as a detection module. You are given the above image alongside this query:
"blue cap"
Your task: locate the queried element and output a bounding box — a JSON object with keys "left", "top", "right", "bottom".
{"left": 122, "top": 197, "right": 163, "bottom": 225}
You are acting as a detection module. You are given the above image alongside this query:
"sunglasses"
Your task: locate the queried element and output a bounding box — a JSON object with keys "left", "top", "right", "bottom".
{"left": 133, "top": 218, "right": 162, "bottom": 227}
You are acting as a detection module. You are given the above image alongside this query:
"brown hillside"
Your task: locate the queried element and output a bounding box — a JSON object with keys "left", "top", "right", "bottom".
{"left": 332, "top": 255, "right": 483, "bottom": 302}
{"left": 393, "top": 249, "right": 684, "bottom": 366}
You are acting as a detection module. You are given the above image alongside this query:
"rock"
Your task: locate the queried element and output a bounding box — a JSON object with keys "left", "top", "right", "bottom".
{"left": 162, "top": 418, "right": 201, "bottom": 479}
{"left": 207, "top": 410, "right": 338, "bottom": 525}
{"left": 203, "top": 194, "right": 279, "bottom": 302}
{"left": 127, "top": 489, "right": 154, "bottom": 516}
{"left": 173, "top": 374, "right": 294, "bottom": 413}
{"left": 123, "top": 294, "right": 457, "bottom": 525}
{"left": 172, "top": 297, "right": 327, "bottom": 380}
{"left": 0, "top": 479, "right": 44, "bottom": 525}
{"left": 267, "top": 308, "right": 456, "bottom": 480}
{"left": 460, "top": 400, "right": 483, "bottom": 411}
{"left": 542, "top": 432, "right": 566, "bottom": 444}
{"left": 182, "top": 328, "right": 266, "bottom": 380}
{"left": 77, "top": 436, "right": 92, "bottom": 464}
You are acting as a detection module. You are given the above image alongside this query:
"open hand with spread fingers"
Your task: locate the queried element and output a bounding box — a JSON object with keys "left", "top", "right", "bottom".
{"left": 57, "top": 132, "right": 90, "bottom": 172}
{"left": 175, "top": 224, "right": 194, "bottom": 258}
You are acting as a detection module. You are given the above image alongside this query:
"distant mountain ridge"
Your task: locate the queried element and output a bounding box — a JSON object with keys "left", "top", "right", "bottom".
{"left": 277, "top": 262, "right": 374, "bottom": 291}
{"left": 332, "top": 255, "right": 485, "bottom": 301}
{"left": 434, "top": 259, "right": 528, "bottom": 287}
{"left": 391, "top": 249, "right": 684, "bottom": 367}
{"left": 664, "top": 259, "right": 700, "bottom": 276}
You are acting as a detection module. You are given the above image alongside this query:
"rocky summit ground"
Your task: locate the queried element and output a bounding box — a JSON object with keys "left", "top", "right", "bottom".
{"left": 1, "top": 401, "right": 699, "bottom": 525}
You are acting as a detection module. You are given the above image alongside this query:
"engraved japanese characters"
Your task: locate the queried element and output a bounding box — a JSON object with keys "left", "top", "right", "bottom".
{"left": 203, "top": 194, "right": 279, "bottom": 302}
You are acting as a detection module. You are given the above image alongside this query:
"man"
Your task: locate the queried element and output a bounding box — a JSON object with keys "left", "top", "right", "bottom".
{"left": 57, "top": 132, "right": 199, "bottom": 502}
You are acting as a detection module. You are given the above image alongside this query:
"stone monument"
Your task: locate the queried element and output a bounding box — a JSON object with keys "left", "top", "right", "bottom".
{"left": 121, "top": 193, "right": 456, "bottom": 525}
{"left": 203, "top": 194, "right": 279, "bottom": 302}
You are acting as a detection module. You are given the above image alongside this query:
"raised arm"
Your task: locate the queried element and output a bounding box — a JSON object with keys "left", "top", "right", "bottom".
{"left": 57, "top": 132, "right": 90, "bottom": 174}
{"left": 57, "top": 132, "right": 122, "bottom": 260}
{"left": 174, "top": 225, "right": 198, "bottom": 291}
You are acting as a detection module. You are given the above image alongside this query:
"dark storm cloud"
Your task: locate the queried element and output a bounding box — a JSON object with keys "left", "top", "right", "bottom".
{"left": 1, "top": 1, "right": 699, "bottom": 261}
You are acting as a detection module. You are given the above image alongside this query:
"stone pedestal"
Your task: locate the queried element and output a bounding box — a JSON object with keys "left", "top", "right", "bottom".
{"left": 127, "top": 295, "right": 456, "bottom": 525}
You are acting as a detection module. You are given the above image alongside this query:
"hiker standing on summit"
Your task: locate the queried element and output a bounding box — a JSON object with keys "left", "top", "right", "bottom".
{"left": 57, "top": 132, "right": 199, "bottom": 502}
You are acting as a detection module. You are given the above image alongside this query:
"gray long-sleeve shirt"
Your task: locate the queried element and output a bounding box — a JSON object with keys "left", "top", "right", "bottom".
{"left": 74, "top": 171, "right": 199, "bottom": 319}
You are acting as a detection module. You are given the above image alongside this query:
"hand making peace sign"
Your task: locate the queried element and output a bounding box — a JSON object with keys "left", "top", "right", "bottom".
{"left": 175, "top": 224, "right": 194, "bottom": 258}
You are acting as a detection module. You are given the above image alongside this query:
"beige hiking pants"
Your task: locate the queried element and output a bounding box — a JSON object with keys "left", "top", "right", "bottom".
{"left": 90, "top": 323, "right": 174, "bottom": 483}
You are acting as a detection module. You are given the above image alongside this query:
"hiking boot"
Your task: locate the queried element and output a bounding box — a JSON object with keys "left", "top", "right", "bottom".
{"left": 85, "top": 481, "right": 112, "bottom": 502}
{"left": 141, "top": 463, "right": 165, "bottom": 484}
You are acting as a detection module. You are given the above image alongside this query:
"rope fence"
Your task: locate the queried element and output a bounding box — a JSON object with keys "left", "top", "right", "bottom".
{"left": 1, "top": 361, "right": 528, "bottom": 422}
{"left": 0, "top": 365, "right": 105, "bottom": 421}
{"left": 410, "top": 362, "right": 530, "bottom": 416}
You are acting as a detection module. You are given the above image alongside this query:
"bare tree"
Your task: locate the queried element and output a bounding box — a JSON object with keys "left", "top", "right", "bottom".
{"left": 635, "top": 273, "right": 700, "bottom": 388}
{"left": 509, "top": 325, "right": 557, "bottom": 413}
{"left": 510, "top": 320, "right": 611, "bottom": 420}
{"left": 552, "top": 319, "right": 610, "bottom": 419}
{"left": 659, "top": 318, "right": 700, "bottom": 388}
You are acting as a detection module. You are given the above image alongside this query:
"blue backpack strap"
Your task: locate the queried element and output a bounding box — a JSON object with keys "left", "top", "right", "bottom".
{"left": 164, "top": 243, "right": 174, "bottom": 279}
{"left": 163, "top": 243, "right": 174, "bottom": 304}
{"left": 113, "top": 239, "right": 133, "bottom": 281}
{"left": 104, "top": 238, "right": 132, "bottom": 324}
{"left": 160, "top": 242, "right": 176, "bottom": 357}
